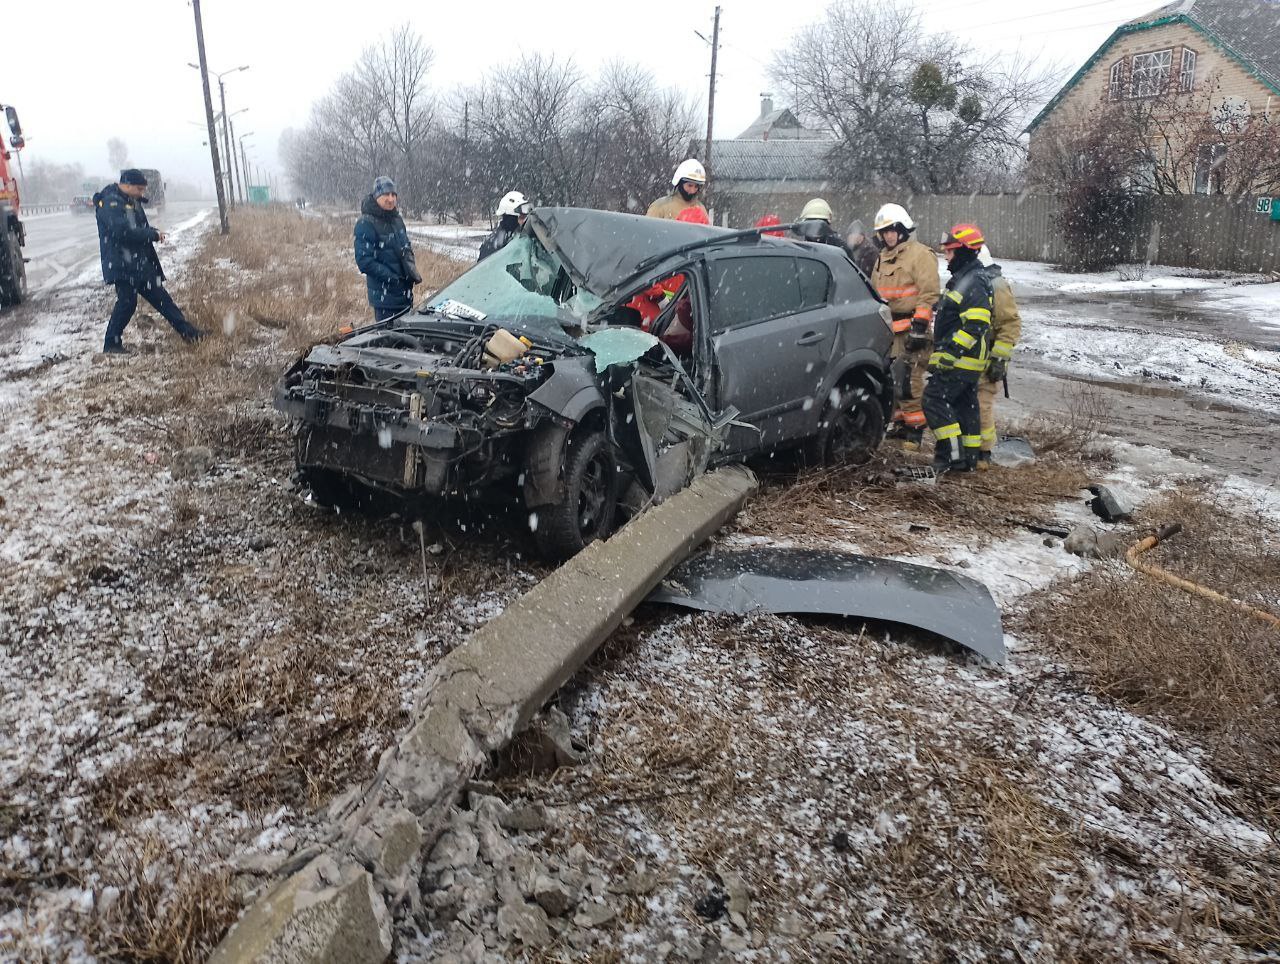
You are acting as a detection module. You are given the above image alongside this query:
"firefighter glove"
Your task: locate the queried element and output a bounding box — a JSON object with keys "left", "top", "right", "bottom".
{"left": 986, "top": 357, "right": 1008, "bottom": 383}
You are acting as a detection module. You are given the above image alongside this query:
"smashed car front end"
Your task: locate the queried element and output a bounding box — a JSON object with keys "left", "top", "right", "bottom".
{"left": 274, "top": 322, "right": 576, "bottom": 498}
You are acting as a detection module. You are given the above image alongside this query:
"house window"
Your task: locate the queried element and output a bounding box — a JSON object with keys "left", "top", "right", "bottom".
{"left": 1194, "top": 143, "right": 1228, "bottom": 194}
{"left": 1109, "top": 61, "right": 1124, "bottom": 100}
{"left": 1180, "top": 48, "right": 1197, "bottom": 91}
{"left": 1131, "top": 49, "right": 1172, "bottom": 97}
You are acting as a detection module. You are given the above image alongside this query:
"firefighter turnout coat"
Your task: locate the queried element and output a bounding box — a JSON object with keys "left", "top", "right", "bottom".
{"left": 645, "top": 192, "right": 708, "bottom": 221}
{"left": 930, "top": 256, "right": 994, "bottom": 376}
{"left": 871, "top": 238, "right": 940, "bottom": 333}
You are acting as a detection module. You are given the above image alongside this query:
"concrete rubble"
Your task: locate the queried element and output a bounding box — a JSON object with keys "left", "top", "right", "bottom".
{"left": 210, "top": 465, "right": 757, "bottom": 962}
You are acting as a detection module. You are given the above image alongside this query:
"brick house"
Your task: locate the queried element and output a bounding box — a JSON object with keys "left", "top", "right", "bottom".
{"left": 1027, "top": 0, "right": 1280, "bottom": 194}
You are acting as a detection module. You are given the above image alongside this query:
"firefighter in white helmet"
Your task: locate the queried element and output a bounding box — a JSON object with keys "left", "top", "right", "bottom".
{"left": 479, "top": 190, "right": 531, "bottom": 261}
{"left": 793, "top": 197, "right": 847, "bottom": 249}
{"left": 870, "top": 202, "right": 941, "bottom": 447}
{"left": 975, "top": 243, "right": 1023, "bottom": 469}
{"left": 647, "top": 159, "right": 709, "bottom": 220}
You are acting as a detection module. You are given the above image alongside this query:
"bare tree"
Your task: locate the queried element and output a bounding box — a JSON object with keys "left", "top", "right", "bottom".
{"left": 355, "top": 25, "right": 436, "bottom": 208}
{"left": 771, "top": 0, "right": 1056, "bottom": 193}
{"left": 107, "top": 137, "right": 130, "bottom": 172}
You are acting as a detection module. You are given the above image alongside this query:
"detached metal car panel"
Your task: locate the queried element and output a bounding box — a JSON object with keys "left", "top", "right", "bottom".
{"left": 274, "top": 208, "right": 892, "bottom": 558}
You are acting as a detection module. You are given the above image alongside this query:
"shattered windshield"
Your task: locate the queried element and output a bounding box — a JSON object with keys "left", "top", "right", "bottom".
{"left": 419, "top": 234, "right": 601, "bottom": 343}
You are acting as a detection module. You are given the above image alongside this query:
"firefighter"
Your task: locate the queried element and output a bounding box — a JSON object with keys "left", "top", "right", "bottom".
{"left": 923, "top": 224, "right": 994, "bottom": 474}
{"left": 794, "top": 198, "right": 846, "bottom": 248}
{"left": 95, "top": 169, "right": 207, "bottom": 354}
{"left": 646, "top": 159, "right": 708, "bottom": 220}
{"left": 976, "top": 244, "right": 1023, "bottom": 469}
{"left": 870, "top": 203, "right": 940, "bottom": 447}
{"left": 479, "top": 190, "right": 531, "bottom": 261}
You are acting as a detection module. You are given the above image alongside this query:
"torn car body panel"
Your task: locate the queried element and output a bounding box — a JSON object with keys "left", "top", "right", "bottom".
{"left": 647, "top": 547, "right": 1006, "bottom": 663}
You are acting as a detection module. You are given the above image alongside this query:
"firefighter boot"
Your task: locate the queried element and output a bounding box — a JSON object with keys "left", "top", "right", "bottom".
{"left": 977, "top": 451, "right": 993, "bottom": 471}
{"left": 932, "top": 439, "right": 973, "bottom": 475}
{"left": 901, "top": 426, "right": 924, "bottom": 451}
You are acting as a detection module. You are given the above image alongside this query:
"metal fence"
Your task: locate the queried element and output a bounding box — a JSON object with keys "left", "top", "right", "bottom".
{"left": 714, "top": 190, "right": 1280, "bottom": 273}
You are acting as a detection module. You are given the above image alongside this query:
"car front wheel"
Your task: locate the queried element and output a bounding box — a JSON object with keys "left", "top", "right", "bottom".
{"left": 533, "top": 429, "right": 618, "bottom": 560}
{"left": 804, "top": 382, "right": 885, "bottom": 467}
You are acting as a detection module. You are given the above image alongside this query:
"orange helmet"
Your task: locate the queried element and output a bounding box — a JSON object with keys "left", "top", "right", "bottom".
{"left": 754, "top": 213, "right": 784, "bottom": 237}
{"left": 940, "top": 223, "right": 985, "bottom": 251}
{"left": 676, "top": 206, "right": 710, "bottom": 225}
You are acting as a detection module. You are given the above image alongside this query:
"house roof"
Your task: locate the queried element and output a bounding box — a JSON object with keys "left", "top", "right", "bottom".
{"left": 708, "top": 139, "right": 834, "bottom": 182}
{"left": 1028, "top": 0, "right": 1280, "bottom": 132}
{"left": 737, "top": 108, "right": 816, "bottom": 140}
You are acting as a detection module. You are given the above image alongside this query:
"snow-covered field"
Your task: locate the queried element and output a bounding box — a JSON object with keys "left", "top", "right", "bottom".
{"left": 406, "top": 223, "right": 487, "bottom": 263}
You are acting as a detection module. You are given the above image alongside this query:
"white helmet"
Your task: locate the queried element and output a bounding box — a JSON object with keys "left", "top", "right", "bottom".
{"left": 977, "top": 243, "right": 994, "bottom": 267}
{"left": 671, "top": 158, "right": 707, "bottom": 187}
{"left": 496, "top": 190, "right": 531, "bottom": 218}
{"left": 873, "top": 202, "right": 915, "bottom": 232}
{"left": 800, "top": 198, "right": 833, "bottom": 223}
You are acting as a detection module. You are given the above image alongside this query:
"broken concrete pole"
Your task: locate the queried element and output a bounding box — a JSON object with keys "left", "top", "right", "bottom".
{"left": 207, "top": 855, "right": 391, "bottom": 964}
{"left": 212, "top": 465, "right": 757, "bottom": 963}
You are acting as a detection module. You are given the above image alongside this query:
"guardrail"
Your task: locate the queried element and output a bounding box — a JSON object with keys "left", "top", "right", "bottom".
{"left": 21, "top": 204, "right": 72, "bottom": 216}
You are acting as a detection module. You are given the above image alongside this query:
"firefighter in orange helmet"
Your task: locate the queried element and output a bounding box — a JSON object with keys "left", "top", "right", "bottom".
{"left": 870, "top": 202, "right": 940, "bottom": 448}
{"left": 922, "top": 223, "right": 994, "bottom": 474}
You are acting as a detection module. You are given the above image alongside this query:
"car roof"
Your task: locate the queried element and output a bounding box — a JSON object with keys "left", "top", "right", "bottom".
{"left": 529, "top": 206, "right": 851, "bottom": 301}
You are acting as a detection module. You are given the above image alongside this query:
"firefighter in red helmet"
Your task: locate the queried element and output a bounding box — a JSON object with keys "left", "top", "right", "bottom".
{"left": 922, "top": 223, "right": 994, "bottom": 474}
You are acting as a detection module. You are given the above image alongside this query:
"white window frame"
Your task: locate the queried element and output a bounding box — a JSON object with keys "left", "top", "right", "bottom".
{"left": 1179, "top": 48, "right": 1197, "bottom": 91}
{"left": 1109, "top": 61, "right": 1124, "bottom": 100}
{"left": 1131, "top": 49, "right": 1173, "bottom": 98}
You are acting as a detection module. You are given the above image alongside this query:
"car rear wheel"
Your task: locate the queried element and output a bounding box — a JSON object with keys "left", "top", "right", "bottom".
{"left": 533, "top": 429, "right": 618, "bottom": 560}
{"left": 804, "top": 381, "right": 885, "bottom": 467}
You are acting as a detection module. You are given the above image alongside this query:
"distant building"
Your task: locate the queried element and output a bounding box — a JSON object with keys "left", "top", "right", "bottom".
{"left": 706, "top": 95, "right": 835, "bottom": 200}
{"left": 1028, "top": 0, "right": 1280, "bottom": 194}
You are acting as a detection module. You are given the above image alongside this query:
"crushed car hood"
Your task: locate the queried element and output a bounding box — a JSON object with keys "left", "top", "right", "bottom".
{"left": 529, "top": 207, "right": 727, "bottom": 298}
{"left": 647, "top": 547, "right": 1006, "bottom": 663}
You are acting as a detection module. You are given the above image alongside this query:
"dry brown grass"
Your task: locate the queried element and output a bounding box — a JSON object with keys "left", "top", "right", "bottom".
{"left": 1004, "top": 380, "right": 1114, "bottom": 462}
{"left": 1012, "top": 485, "right": 1280, "bottom": 801}
{"left": 85, "top": 834, "right": 239, "bottom": 964}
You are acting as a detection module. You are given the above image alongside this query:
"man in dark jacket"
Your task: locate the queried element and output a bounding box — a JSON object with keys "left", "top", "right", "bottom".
{"left": 478, "top": 190, "right": 530, "bottom": 261}
{"left": 95, "top": 169, "right": 206, "bottom": 354}
{"left": 354, "top": 176, "right": 420, "bottom": 320}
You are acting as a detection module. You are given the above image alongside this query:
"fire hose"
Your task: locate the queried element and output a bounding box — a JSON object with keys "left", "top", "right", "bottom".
{"left": 1125, "top": 523, "right": 1280, "bottom": 630}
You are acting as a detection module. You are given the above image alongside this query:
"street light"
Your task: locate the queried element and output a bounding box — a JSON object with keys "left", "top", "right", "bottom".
{"left": 188, "top": 62, "right": 249, "bottom": 207}
{"left": 238, "top": 133, "right": 254, "bottom": 204}
{"left": 226, "top": 108, "right": 249, "bottom": 204}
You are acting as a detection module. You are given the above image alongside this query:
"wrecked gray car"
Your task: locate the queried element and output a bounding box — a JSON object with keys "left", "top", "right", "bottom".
{"left": 273, "top": 208, "right": 893, "bottom": 558}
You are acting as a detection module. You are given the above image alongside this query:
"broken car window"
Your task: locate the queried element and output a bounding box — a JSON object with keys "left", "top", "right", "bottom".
{"left": 421, "top": 234, "right": 601, "bottom": 342}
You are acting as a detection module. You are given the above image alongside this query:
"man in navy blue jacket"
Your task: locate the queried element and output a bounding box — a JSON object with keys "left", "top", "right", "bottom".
{"left": 354, "top": 176, "right": 420, "bottom": 320}
{"left": 94, "top": 169, "right": 206, "bottom": 354}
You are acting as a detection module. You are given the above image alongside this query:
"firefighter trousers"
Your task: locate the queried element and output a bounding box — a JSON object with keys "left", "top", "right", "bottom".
{"left": 923, "top": 368, "right": 983, "bottom": 462}
{"left": 977, "top": 376, "right": 1002, "bottom": 453}
{"left": 890, "top": 331, "right": 931, "bottom": 429}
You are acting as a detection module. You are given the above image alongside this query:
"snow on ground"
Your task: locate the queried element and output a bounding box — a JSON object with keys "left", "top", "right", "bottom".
{"left": 406, "top": 223, "right": 487, "bottom": 263}
{"left": 1000, "top": 258, "right": 1273, "bottom": 295}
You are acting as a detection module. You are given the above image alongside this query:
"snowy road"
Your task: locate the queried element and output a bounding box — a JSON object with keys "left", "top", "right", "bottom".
{"left": 13, "top": 200, "right": 212, "bottom": 299}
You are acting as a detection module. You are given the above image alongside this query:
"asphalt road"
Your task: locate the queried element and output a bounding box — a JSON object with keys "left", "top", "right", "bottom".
{"left": 19, "top": 201, "right": 211, "bottom": 295}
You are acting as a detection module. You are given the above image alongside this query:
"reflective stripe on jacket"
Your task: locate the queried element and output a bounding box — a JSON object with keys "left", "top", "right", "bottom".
{"left": 871, "top": 238, "right": 940, "bottom": 332}
{"left": 930, "top": 257, "right": 994, "bottom": 375}
{"left": 986, "top": 264, "right": 1023, "bottom": 361}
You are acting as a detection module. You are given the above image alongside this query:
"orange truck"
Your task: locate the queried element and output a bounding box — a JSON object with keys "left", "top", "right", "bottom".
{"left": 0, "top": 104, "right": 27, "bottom": 307}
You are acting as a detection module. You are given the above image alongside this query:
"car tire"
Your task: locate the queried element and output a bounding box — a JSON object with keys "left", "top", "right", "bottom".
{"left": 803, "top": 381, "right": 885, "bottom": 467}
{"left": 533, "top": 429, "right": 618, "bottom": 561}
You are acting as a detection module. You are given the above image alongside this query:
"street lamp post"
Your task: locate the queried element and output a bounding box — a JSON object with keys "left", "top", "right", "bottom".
{"left": 239, "top": 134, "right": 253, "bottom": 204}
{"left": 227, "top": 109, "right": 248, "bottom": 204}
{"left": 189, "top": 62, "right": 248, "bottom": 209}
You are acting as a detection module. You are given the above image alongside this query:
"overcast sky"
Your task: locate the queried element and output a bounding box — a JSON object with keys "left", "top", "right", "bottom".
{"left": 5, "top": 0, "right": 1166, "bottom": 195}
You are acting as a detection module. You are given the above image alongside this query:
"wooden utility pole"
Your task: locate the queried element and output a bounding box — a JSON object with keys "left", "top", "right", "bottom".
{"left": 191, "top": 0, "right": 229, "bottom": 234}
{"left": 704, "top": 6, "right": 721, "bottom": 182}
